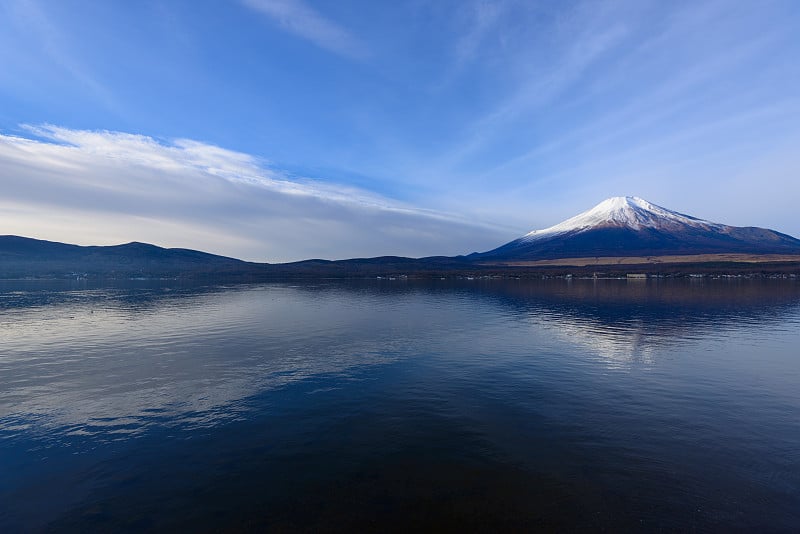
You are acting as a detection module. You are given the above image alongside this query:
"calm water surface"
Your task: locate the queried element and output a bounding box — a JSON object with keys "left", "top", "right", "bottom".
{"left": 1, "top": 278, "right": 799, "bottom": 531}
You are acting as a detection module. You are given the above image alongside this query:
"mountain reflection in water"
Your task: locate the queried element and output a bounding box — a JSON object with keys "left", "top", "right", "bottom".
{"left": 1, "top": 278, "right": 799, "bottom": 531}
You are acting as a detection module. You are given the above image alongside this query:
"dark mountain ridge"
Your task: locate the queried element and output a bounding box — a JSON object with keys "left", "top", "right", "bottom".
{"left": 0, "top": 235, "right": 251, "bottom": 277}
{"left": 3, "top": 197, "right": 800, "bottom": 278}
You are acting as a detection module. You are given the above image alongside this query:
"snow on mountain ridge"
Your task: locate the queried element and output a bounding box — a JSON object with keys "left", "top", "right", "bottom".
{"left": 522, "top": 196, "right": 722, "bottom": 242}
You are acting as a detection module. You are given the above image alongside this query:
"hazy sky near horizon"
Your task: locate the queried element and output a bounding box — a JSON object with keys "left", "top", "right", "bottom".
{"left": 1, "top": 0, "right": 799, "bottom": 261}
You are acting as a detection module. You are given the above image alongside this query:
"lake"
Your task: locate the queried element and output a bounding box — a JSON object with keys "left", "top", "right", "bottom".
{"left": 1, "top": 278, "right": 799, "bottom": 531}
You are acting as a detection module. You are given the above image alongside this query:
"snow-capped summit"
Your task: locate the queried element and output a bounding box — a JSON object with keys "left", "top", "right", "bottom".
{"left": 522, "top": 196, "right": 721, "bottom": 242}
{"left": 475, "top": 196, "right": 800, "bottom": 261}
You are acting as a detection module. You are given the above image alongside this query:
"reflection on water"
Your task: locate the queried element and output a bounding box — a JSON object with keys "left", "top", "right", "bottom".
{"left": 1, "top": 278, "right": 800, "bottom": 531}
{"left": 477, "top": 279, "right": 800, "bottom": 367}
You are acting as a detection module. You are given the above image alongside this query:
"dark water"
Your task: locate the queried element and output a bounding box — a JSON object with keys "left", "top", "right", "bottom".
{"left": 1, "top": 278, "right": 799, "bottom": 532}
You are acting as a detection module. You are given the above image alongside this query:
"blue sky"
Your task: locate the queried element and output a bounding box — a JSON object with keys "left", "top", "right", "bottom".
{"left": 1, "top": 0, "right": 799, "bottom": 261}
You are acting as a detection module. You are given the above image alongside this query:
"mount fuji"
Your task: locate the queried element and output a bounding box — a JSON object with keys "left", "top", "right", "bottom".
{"left": 474, "top": 197, "right": 800, "bottom": 261}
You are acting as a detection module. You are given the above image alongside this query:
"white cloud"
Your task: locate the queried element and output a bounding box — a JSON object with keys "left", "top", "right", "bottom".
{"left": 242, "top": 0, "right": 368, "bottom": 59}
{"left": 0, "top": 125, "right": 509, "bottom": 262}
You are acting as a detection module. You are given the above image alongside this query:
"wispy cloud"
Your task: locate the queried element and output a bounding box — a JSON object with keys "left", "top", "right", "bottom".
{"left": 453, "top": 0, "right": 507, "bottom": 67}
{"left": 242, "top": 0, "right": 368, "bottom": 59}
{"left": 0, "top": 125, "right": 508, "bottom": 261}
{"left": 422, "top": 1, "right": 631, "bottom": 180}
{"left": 1, "top": 0, "right": 121, "bottom": 114}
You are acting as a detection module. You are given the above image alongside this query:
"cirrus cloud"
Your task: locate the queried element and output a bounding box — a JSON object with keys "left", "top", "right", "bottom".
{"left": 242, "top": 0, "right": 368, "bottom": 59}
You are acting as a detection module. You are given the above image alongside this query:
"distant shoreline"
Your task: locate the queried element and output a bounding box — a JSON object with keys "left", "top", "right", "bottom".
{"left": 481, "top": 253, "right": 800, "bottom": 267}
{"left": 2, "top": 258, "right": 799, "bottom": 281}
